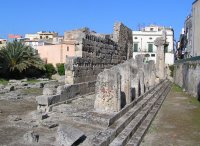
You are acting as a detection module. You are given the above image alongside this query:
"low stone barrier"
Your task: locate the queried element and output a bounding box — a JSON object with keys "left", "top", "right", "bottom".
{"left": 36, "top": 81, "right": 96, "bottom": 112}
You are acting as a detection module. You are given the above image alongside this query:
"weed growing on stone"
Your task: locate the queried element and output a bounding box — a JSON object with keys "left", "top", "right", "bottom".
{"left": 172, "top": 84, "right": 182, "bottom": 92}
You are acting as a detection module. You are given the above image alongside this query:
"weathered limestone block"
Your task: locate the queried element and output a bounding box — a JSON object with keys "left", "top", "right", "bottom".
{"left": 57, "top": 124, "right": 85, "bottom": 146}
{"left": 9, "top": 79, "right": 22, "bottom": 84}
{"left": 36, "top": 95, "right": 60, "bottom": 106}
{"left": 23, "top": 131, "right": 39, "bottom": 144}
{"left": 64, "top": 22, "right": 133, "bottom": 85}
{"left": 43, "top": 88, "right": 57, "bottom": 95}
{"left": 136, "top": 70, "right": 144, "bottom": 96}
{"left": 131, "top": 76, "right": 139, "bottom": 99}
{"left": 154, "top": 36, "right": 167, "bottom": 80}
{"left": 65, "top": 57, "right": 77, "bottom": 84}
{"left": 57, "top": 85, "right": 65, "bottom": 94}
{"left": 41, "top": 120, "right": 59, "bottom": 129}
{"left": 144, "top": 60, "right": 156, "bottom": 89}
{"left": 129, "top": 59, "right": 139, "bottom": 99}
{"left": 0, "top": 84, "right": 4, "bottom": 89}
{"left": 4, "top": 85, "right": 15, "bottom": 91}
{"left": 94, "top": 69, "right": 121, "bottom": 113}
{"left": 135, "top": 55, "right": 145, "bottom": 69}
{"left": 112, "top": 62, "right": 132, "bottom": 105}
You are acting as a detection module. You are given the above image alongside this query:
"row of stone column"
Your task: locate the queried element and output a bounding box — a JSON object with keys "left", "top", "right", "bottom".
{"left": 94, "top": 56, "right": 155, "bottom": 113}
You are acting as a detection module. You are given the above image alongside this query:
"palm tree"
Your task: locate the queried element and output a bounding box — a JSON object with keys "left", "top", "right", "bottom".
{"left": 0, "top": 40, "right": 45, "bottom": 77}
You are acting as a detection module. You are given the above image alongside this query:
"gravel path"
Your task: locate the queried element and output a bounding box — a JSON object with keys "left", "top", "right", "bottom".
{"left": 141, "top": 84, "right": 200, "bottom": 146}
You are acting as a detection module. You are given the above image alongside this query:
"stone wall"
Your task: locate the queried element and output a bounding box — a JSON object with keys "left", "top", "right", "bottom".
{"left": 94, "top": 55, "right": 157, "bottom": 113}
{"left": 64, "top": 22, "right": 133, "bottom": 84}
{"left": 36, "top": 22, "right": 133, "bottom": 112}
{"left": 174, "top": 60, "right": 200, "bottom": 99}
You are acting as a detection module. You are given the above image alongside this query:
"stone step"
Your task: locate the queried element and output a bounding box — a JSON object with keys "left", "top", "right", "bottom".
{"left": 126, "top": 83, "right": 172, "bottom": 146}
{"left": 85, "top": 80, "right": 165, "bottom": 127}
{"left": 108, "top": 80, "right": 165, "bottom": 126}
{"left": 109, "top": 82, "right": 171, "bottom": 146}
{"left": 91, "top": 80, "right": 169, "bottom": 146}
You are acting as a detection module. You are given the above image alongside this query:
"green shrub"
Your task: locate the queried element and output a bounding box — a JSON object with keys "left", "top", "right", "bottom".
{"left": 45, "top": 64, "right": 57, "bottom": 78}
{"left": 25, "top": 67, "right": 45, "bottom": 78}
{"left": 56, "top": 63, "right": 65, "bottom": 75}
{"left": 169, "top": 65, "right": 174, "bottom": 77}
{"left": 0, "top": 78, "right": 8, "bottom": 85}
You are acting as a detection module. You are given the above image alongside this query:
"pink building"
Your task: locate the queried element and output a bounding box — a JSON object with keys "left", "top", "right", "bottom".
{"left": 36, "top": 42, "right": 76, "bottom": 67}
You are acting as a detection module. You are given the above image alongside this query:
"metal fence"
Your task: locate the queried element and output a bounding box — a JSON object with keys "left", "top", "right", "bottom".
{"left": 175, "top": 56, "right": 200, "bottom": 64}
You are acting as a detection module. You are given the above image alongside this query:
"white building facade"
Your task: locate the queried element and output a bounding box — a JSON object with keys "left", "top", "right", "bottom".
{"left": 132, "top": 25, "right": 174, "bottom": 65}
{"left": 25, "top": 31, "right": 58, "bottom": 41}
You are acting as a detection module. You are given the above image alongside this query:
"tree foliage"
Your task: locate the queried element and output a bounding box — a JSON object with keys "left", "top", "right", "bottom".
{"left": 56, "top": 63, "right": 65, "bottom": 75}
{"left": 45, "top": 63, "right": 57, "bottom": 78}
{"left": 0, "top": 40, "right": 45, "bottom": 78}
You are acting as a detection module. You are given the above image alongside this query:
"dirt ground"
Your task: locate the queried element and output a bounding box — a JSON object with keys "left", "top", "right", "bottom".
{"left": 0, "top": 87, "right": 103, "bottom": 145}
{"left": 141, "top": 84, "right": 200, "bottom": 146}
{"left": 0, "top": 88, "right": 41, "bottom": 145}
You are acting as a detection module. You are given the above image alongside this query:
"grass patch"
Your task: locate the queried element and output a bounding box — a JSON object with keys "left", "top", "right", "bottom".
{"left": 0, "top": 78, "right": 8, "bottom": 85}
{"left": 172, "top": 84, "right": 183, "bottom": 92}
{"left": 21, "top": 88, "right": 43, "bottom": 95}
{"left": 188, "top": 95, "right": 200, "bottom": 107}
{"left": 148, "top": 124, "right": 159, "bottom": 134}
{"left": 186, "top": 96, "right": 200, "bottom": 128}
{"left": 26, "top": 79, "right": 40, "bottom": 83}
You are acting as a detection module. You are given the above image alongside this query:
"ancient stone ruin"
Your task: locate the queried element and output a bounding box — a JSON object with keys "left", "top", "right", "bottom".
{"left": 154, "top": 30, "right": 168, "bottom": 80}
{"left": 31, "top": 22, "right": 172, "bottom": 146}
{"left": 94, "top": 56, "right": 157, "bottom": 113}
{"left": 64, "top": 22, "right": 133, "bottom": 85}
{"left": 36, "top": 22, "right": 134, "bottom": 111}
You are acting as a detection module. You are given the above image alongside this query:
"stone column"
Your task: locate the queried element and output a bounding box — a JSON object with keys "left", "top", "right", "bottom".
{"left": 139, "top": 71, "right": 145, "bottom": 95}
{"left": 131, "top": 77, "right": 139, "bottom": 99}
{"left": 130, "top": 59, "right": 139, "bottom": 100}
{"left": 112, "top": 62, "right": 132, "bottom": 106}
{"left": 65, "top": 57, "right": 76, "bottom": 84}
{"left": 154, "top": 37, "right": 167, "bottom": 80}
{"left": 94, "top": 69, "right": 121, "bottom": 113}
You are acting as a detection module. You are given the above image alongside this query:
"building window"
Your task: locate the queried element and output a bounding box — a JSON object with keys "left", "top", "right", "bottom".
{"left": 134, "top": 37, "right": 138, "bottom": 39}
{"left": 164, "top": 46, "right": 168, "bottom": 53}
{"left": 151, "top": 54, "right": 155, "bottom": 57}
{"left": 149, "top": 37, "right": 152, "bottom": 40}
{"left": 46, "top": 36, "right": 49, "bottom": 39}
{"left": 150, "top": 28, "right": 154, "bottom": 31}
{"left": 40, "top": 36, "right": 42, "bottom": 39}
{"left": 148, "top": 44, "right": 153, "bottom": 52}
{"left": 67, "top": 47, "right": 69, "bottom": 51}
{"left": 133, "top": 43, "right": 138, "bottom": 52}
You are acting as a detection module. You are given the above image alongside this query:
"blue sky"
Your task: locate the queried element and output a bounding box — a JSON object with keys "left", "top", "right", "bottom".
{"left": 0, "top": 0, "right": 194, "bottom": 40}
